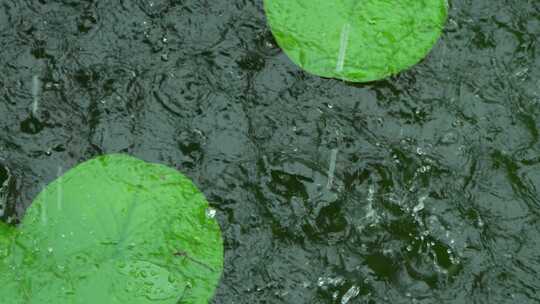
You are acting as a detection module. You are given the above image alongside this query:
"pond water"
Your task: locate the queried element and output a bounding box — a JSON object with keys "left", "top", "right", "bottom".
{"left": 0, "top": 0, "right": 539, "bottom": 303}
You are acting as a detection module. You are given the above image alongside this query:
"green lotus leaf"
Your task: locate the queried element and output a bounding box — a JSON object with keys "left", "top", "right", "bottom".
{"left": 0, "top": 154, "right": 223, "bottom": 303}
{"left": 264, "top": 0, "right": 448, "bottom": 82}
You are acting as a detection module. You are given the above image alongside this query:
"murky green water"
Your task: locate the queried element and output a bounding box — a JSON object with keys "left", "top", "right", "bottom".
{"left": 1, "top": 0, "right": 539, "bottom": 303}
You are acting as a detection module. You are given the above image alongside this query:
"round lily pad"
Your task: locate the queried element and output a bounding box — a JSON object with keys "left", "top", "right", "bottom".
{"left": 0, "top": 154, "right": 223, "bottom": 303}
{"left": 264, "top": 0, "right": 448, "bottom": 82}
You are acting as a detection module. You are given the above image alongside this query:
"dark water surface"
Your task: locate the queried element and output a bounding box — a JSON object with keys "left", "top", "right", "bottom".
{"left": 1, "top": 0, "right": 540, "bottom": 303}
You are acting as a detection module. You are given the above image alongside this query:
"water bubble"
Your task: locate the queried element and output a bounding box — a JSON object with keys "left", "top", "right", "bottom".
{"left": 418, "top": 165, "right": 431, "bottom": 173}
{"left": 452, "top": 119, "right": 464, "bottom": 127}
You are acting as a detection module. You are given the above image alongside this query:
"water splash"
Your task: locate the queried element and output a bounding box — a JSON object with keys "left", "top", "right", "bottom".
{"left": 205, "top": 207, "right": 216, "bottom": 219}
{"left": 412, "top": 195, "right": 427, "bottom": 213}
{"left": 341, "top": 285, "right": 360, "bottom": 304}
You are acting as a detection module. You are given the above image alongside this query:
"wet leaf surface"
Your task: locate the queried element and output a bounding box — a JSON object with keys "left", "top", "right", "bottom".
{"left": 0, "top": 155, "right": 223, "bottom": 303}
{"left": 264, "top": 0, "right": 447, "bottom": 81}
